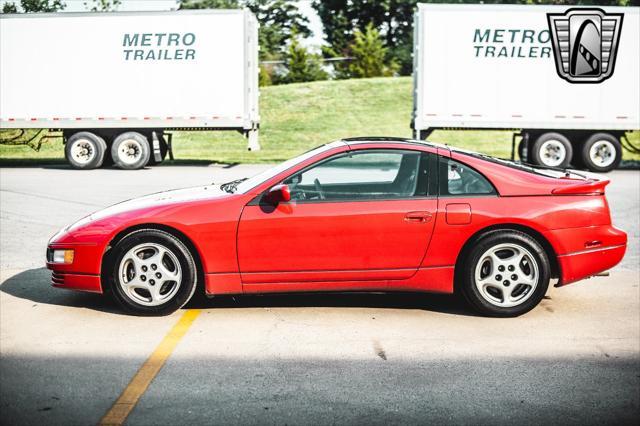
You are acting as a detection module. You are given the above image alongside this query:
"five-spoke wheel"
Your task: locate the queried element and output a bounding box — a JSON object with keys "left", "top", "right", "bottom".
{"left": 108, "top": 229, "right": 197, "bottom": 315}
{"left": 461, "top": 230, "right": 550, "bottom": 317}
{"left": 474, "top": 243, "right": 539, "bottom": 308}
{"left": 118, "top": 243, "right": 183, "bottom": 306}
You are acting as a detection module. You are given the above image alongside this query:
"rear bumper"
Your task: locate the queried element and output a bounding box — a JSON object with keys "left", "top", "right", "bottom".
{"left": 557, "top": 244, "right": 627, "bottom": 286}
{"left": 544, "top": 225, "right": 627, "bottom": 286}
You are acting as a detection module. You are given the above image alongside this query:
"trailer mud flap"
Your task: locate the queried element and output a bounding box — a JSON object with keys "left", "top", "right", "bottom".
{"left": 152, "top": 131, "right": 162, "bottom": 162}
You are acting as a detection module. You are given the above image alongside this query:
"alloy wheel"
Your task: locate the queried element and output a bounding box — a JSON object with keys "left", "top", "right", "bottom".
{"left": 474, "top": 243, "right": 539, "bottom": 308}
{"left": 118, "top": 243, "right": 182, "bottom": 306}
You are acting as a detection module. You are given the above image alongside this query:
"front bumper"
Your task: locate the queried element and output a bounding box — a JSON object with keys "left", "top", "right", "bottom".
{"left": 46, "top": 244, "right": 104, "bottom": 293}
{"left": 50, "top": 271, "right": 102, "bottom": 293}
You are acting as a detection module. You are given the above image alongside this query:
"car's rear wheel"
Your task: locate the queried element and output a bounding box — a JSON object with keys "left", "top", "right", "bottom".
{"left": 108, "top": 229, "right": 197, "bottom": 315}
{"left": 460, "top": 231, "right": 550, "bottom": 317}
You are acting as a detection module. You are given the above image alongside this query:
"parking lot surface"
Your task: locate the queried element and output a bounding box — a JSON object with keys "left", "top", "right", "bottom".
{"left": 1, "top": 165, "right": 639, "bottom": 425}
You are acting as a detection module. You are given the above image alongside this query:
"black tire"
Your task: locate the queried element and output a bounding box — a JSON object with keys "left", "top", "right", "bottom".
{"left": 107, "top": 229, "right": 198, "bottom": 316}
{"left": 459, "top": 230, "right": 550, "bottom": 317}
{"left": 64, "top": 132, "right": 107, "bottom": 170}
{"left": 580, "top": 133, "right": 622, "bottom": 173}
{"left": 517, "top": 139, "right": 528, "bottom": 162}
{"left": 147, "top": 133, "right": 168, "bottom": 166}
{"left": 111, "top": 132, "right": 151, "bottom": 170}
{"left": 530, "top": 132, "right": 573, "bottom": 168}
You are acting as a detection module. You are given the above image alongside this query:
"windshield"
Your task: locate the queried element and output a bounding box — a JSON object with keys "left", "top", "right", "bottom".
{"left": 230, "top": 141, "right": 346, "bottom": 194}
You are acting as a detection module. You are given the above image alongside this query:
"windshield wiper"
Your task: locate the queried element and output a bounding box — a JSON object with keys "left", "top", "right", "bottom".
{"left": 220, "top": 178, "right": 247, "bottom": 193}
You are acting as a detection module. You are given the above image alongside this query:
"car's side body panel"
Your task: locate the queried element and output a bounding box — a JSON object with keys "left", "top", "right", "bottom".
{"left": 237, "top": 198, "right": 438, "bottom": 284}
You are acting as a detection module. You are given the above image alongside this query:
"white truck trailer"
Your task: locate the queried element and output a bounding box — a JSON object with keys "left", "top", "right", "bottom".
{"left": 412, "top": 4, "right": 640, "bottom": 172}
{"left": 0, "top": 9, "right": 260, "bottom": 169}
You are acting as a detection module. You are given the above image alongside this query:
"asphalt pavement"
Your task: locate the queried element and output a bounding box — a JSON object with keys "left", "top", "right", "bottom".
{"left": 1, "top": 165, "right": 638, "bottom": 425}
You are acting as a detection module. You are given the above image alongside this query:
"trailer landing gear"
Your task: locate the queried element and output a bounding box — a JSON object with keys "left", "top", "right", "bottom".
{"left": 247, "top": 129, "right": 261, "bottom": 151}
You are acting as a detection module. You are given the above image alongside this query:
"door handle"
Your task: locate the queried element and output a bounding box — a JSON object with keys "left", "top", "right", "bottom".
{"left": 404, "top": 211, "right": 433, "bottom": 223}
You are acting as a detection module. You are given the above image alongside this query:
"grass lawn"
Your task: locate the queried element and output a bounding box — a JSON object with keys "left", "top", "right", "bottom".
{"left": 1, "top": 76, "right": 638, "bottom": 165}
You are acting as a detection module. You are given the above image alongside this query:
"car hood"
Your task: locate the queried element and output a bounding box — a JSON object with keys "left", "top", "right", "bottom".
{"left": 49, "top": 185, "right": 234, "bottom": 245}
{"left": 62, "top": 185, "right": 229, "bottom": 233}
{"left": 92, "top": 185, "right": 228, "bottom": 220}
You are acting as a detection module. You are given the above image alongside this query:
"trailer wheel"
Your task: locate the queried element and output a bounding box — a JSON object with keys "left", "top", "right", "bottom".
{"left": 581, "top": 133, "right": 622, "bottom": 173}
{"left": 111, "top": 132, "right": 151, "bottom": 170}
{"left": 65, "top": 132, "right": 107, "bottom": 170}
{"left": 530, "top": 133, "right": 572, "bottom": 168}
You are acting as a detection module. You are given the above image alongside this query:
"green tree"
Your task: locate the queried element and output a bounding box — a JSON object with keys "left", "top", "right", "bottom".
{"left": 1, "top": 0, "right": 65, "bottom": 13}
{"left": 180, "top": 0, "right": 311, "bottom": 60}
{"left": 347, "top": 23, "right": 398, "bottom": 78}
{"left": 2, "top": 3, "right": 18, "bottom": 12}
{"left": 282, "top": 31, "right": 327, "bottom": 84}
{"left": 84, "top": 0, "right": 121, "bottom": 11}
{"left": 313, "top": 1, "right": 416, "bottom": 75}
{"left": 180, "top": 0, "right": 238, "bottom": 8}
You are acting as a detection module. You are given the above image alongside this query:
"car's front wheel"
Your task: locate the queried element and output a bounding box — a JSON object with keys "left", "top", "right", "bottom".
{"left": 460, "top": 231, "right": 550, "bottom": 317}
{"left": 108, "top": 229, "right": 197, "bottom": 315}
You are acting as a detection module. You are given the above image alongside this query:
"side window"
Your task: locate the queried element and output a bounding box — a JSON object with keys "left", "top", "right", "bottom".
{"left": 283, "top": 150, "right": 430, "bottom": 201}
{"left": 439, "top": 157, "right": 495, "bottom": 196}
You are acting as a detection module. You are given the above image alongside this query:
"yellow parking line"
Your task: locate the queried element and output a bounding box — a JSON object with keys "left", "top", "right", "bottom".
{"left": 98, "top": 309, "right": 201, "bottom": 426}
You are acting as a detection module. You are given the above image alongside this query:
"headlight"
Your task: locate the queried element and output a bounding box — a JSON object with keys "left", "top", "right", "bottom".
{"left": 50, "top": 249, "right": 74, "bottom": 264}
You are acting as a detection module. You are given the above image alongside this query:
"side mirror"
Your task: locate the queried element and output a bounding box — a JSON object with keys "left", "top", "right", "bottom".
{"left": 266, "top": 184, "right": 291, "bottom": 204}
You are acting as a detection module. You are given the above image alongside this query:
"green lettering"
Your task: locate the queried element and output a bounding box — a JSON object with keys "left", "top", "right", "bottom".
{"left": 183, "top": 33, "right": 196, "bottom": 46}
{"left": 473, "top": 29, "right": 490, "bottom": 43}
{"left": 522, "top": 30, "right": 534, "bottom": 43}
{"left": 123, "top": 33, "right": 138, "bottom": 47}
{"left": 155, "top": 33, "right": 167, "bottom": 46}
{"left": 168, "top": 33, "right": 180, "bottom": 46}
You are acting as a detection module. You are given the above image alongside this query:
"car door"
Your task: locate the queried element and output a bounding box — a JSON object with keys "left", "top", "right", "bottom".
{"left": 237, "top": 148, "right": 438, "bottom": 289}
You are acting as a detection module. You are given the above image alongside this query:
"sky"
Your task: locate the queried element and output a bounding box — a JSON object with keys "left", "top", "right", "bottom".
{"left": 0, "top": 0, "right": 326, "bottom": 46}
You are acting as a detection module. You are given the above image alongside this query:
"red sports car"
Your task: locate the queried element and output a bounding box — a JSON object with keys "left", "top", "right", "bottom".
{"left": 46, "top": 137, "right": 627, "bottom": 316}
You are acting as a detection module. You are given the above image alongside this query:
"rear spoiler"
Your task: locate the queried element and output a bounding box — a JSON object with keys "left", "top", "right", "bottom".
{"left": 552, "top": 179, "right": 610, "bottom": 195}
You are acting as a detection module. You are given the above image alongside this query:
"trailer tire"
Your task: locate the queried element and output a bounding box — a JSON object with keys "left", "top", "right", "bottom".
{"left": 517, "top": 140, "right": 528, "bottom": 163}
{"left": 530, "top": 132, "right": 572, "bottom": 168}
{"left": 581, "top": 133, "right": 621, "bottom": 173}
{"left": 111, "top": 132, "right": 151, "bottom": 170}
{"left": 65, "top": 132, "right": 107, "bottom": 170}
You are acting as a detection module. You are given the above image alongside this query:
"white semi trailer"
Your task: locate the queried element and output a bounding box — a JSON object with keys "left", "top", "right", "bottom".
{"left": 0, "top": 9, "right": 260, "bottom": 169}
{"left": 412, "top": 4, "right": 640, "bottom": 172}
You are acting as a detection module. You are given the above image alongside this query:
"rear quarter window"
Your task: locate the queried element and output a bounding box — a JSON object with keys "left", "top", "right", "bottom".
{"left": 439, "top": 157, "right": 496, "bottom": 196}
